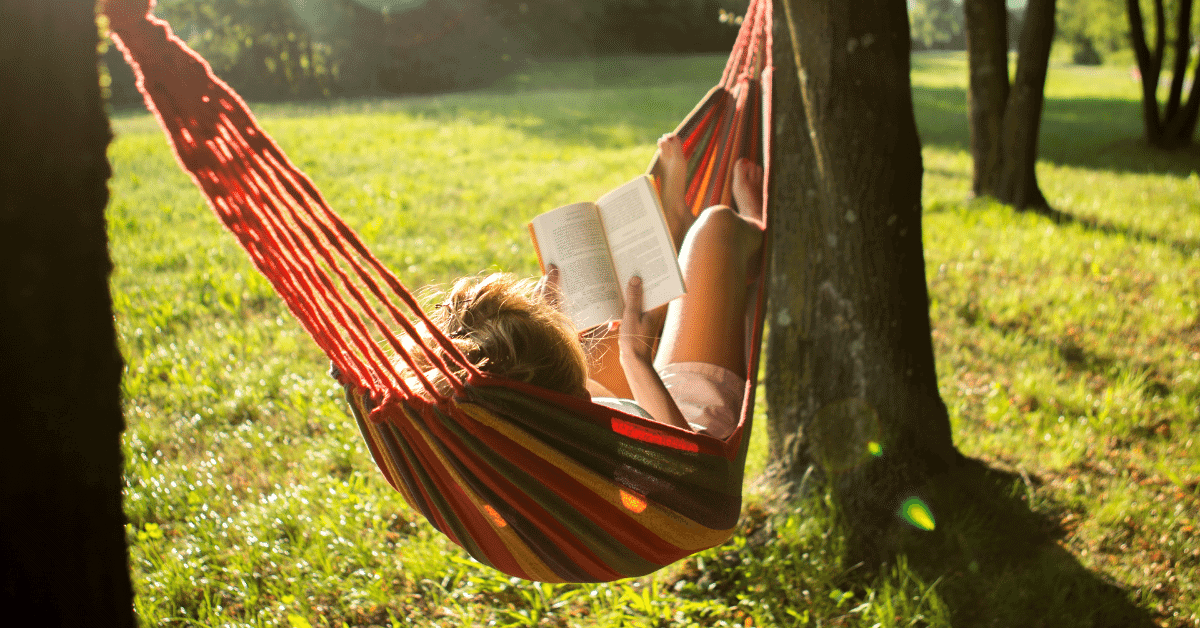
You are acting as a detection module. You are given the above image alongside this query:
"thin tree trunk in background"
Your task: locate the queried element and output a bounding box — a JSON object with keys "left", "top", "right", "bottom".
{"left": 1164, "top": 0, "right": 1193, "bottom": 121}
{"left": 996, "top": 0, "right": 1055, "bottom": 209}
{"left": 767, "top": 0, "right": 958, "bottom": 557}
{"left": 964, "top": 0, "right": 1055, "bottom": 211}
{"left": 1129, "top": 0, "right": 1166, "bottom": 140}
{"left": 964, "top": 0, "right": 1009, "bottom": 197}
{"left": 0, "top": 0, "right": 133, "bottom": 624}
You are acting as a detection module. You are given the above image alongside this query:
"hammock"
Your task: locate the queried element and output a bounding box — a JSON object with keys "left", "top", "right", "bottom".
{"left": 105, "top": 0, "right": 773, "bottom": 583}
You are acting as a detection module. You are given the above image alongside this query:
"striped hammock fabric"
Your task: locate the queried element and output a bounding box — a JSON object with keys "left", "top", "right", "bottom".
{"left": 105, "top": 0, "right": 773, "bottom": 583}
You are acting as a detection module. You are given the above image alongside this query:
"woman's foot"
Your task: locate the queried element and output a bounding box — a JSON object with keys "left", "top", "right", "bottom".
{"left": 658, "top": 133, "right": 694, "bottom": 249}
{"left": 732, "top": 158, "right": 764, "bottom": 226}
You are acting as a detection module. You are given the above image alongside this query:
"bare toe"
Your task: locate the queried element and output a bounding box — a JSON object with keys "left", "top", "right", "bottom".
{"left": 733, "top": 158, "right": 764, "bottom": 221}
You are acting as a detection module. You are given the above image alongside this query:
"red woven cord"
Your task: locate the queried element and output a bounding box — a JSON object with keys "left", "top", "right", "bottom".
{"left": 209, "top": 141, "right": 413, "bottom": 395}
{"left": 720, "top": 0, "right": 756, "bottom": 88}
{"left": 103, "top": 0, "right": 478, "bottom": 402}
{"left": 738, "top": 0, "right": 769, "bottom": 84}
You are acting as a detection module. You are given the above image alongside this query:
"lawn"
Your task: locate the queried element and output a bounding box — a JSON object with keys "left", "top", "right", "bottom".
{"left": 108, "top": 51, "right": 1199, "bottom": 627}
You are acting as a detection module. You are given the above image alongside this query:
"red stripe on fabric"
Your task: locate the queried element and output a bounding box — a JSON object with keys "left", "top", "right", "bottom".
{"left": 609, "top": 418, "right": 701, "bottom": 453}
{"left": 477, "top": 376, "right": 734, "bottom": 458}
{"left": 710, "top": 82, "right": 751, "bottom": 208}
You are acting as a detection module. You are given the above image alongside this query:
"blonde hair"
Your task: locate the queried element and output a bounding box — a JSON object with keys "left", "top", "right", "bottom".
{"left": 409, "top": 273, "right": 589, "bottom": 398}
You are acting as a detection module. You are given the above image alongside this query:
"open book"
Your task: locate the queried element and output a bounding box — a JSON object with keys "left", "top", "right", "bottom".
{"left": 529, "top": 175, "right": 686, "bottom": 330}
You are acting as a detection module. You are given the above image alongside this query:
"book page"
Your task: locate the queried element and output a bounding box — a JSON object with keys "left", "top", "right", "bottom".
{"left": 596, "top": 176, "right": 686, "bottom": 312}
{"left": 529, "top": 202, "right": 622, "bottom": 329}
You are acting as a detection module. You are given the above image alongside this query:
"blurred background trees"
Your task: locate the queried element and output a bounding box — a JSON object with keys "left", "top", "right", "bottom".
{"left": 1056, "top": 0, "right": 1128, "bottom": 64}
{"left": 103, "top": 0, "right": 746, "bottom": 105}
{"left": 101, "top": 0, "right": 1200, "bottom": 150}
{"left": 910, "top": 0, "right": 967, "bottom": 49}
{"left": 1125, "top": 0, "right": 1200, "bottom": 148}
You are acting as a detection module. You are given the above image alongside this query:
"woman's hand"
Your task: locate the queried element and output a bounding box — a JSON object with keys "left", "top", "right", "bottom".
{"left": 619, "top": 276, "right": 654, "bottom": 365}
{"left": 617, "top": 275, "right": 690, "bottom": 430}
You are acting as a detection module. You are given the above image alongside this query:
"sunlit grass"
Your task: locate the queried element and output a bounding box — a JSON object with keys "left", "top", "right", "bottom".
{"left": 111, "top": 53, "right": 1199, "bottom": 626}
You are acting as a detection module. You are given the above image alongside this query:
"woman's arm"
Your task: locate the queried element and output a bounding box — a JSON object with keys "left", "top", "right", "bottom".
{"left": 619, "top": 276, "right": 690, "bottom": 431}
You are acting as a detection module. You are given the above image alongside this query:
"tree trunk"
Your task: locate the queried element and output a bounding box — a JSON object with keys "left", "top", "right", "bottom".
{"left": 995, "top": 0, "right": 1055, "bottom": 209}
{"left": 767, "top": 0, "right": 959, "bottom": 557}
{"left": 0, "top": 1, "right": 133, "bottom": 624}
{"left": 1128, "top": 0, "right": 1200, "bottom": 148}
{"left": 1128, "top": 0, "right": 1165, "bottom": 140}
{"left": 964, "top": 0, "right": 1009, "bottom": 197}
{"left": 964, "top": 0, "right": 1055, "bottom": 211}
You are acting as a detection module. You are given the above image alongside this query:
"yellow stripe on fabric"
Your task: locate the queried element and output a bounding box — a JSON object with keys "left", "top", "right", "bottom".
{"left": 396, "top": 405, "right": 565, "bottom": 583}
{"left": 356, "top": 399, "right": 422, "bottom": 509}
{"left": 457, "top": 403, "right": 735, "bottom": 553}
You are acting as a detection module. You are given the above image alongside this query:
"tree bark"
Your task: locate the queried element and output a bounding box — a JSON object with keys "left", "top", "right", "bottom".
{"left": 963, "top": 0, "right": 1055, "bottom": 211}
{"left": 0, "top": 1, "right": 133, "bottom": 624}
{"left": 1129, "top": 0, "right": 1162, "bottom": 136}
{"left": 964, "top": 0, "right": 1009, "bottom": 197}
{"left": 767, "top": 0, "right": 958, "bottom": 557}
{"left": 1164, "top": 0, "right": 1192, "bottom": 121}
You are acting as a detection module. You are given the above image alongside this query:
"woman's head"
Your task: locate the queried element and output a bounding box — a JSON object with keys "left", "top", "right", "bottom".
{"left": 423, "top": 273, "right": 589, "bottom": 398}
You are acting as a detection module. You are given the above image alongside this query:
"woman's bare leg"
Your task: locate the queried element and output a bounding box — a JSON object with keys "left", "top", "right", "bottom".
{"left": 654, "top": 159, "right": 764, "bottom": 375}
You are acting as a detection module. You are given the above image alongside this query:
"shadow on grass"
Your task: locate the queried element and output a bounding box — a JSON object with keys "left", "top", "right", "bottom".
{"left": 891, "top": 457, "right": 1156, "bottom": 628}
{"left": 1027, "top": 205, "right": 1200, "bottom": 257}
{"left": 914, "top": 84, "right": 1200, "bottom": 178}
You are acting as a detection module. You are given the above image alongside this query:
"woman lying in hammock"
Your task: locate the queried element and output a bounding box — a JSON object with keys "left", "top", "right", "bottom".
{"left": 423, "top": 134, "right": 764, "bottom": 437}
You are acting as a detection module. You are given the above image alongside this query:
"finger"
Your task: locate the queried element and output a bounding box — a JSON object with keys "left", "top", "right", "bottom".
{"left": 621, "top": 277, "right": 653, "bottom": 359}
{"left": 625, "top": 276, "right": 643, "bottom": 319}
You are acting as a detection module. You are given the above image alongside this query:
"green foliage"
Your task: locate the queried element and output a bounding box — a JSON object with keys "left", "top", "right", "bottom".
{"left": 909, "top": 0, "right": 965, "bottom": 50}
{"left": 154, "top": 0, "right": 344, "bottom": 100}
{"left": 109, "top": 53, "right": 1200, "bottom": 626}
{"left": 1056, "top": 0, "right": 1130, "bottom": 65}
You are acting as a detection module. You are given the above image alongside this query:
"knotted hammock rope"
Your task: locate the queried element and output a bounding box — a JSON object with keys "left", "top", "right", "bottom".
{"left": 105, "top": 0, "right": 773, "bottom": 583}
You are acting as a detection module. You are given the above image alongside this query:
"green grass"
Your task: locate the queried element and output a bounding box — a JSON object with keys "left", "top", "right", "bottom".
{"left": 109, "top": 52, "right": 1199, "bottom": 627}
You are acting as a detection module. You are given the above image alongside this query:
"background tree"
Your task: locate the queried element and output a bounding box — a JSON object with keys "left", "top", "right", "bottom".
{"left": 910, "top": 0, "right": 967, "bottom": 49}
{"left": 0, "top": 0, "right": 133, "bottom": 623}
{"left": 1128, "top": 0, "right": 1200, "bottom": 148}
{"left": 1057, "top": 0, "right": 1129, "bottom": 64}
{"left": 766, "top": 0, "right": 959, "bottom": 555}
{"left": 963, "top": 0, "right": 1057, "bottom": 211}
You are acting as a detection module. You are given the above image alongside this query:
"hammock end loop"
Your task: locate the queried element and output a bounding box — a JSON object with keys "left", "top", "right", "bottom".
{"left": 367, "top": 394, "right": 396, "bottom": 424}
